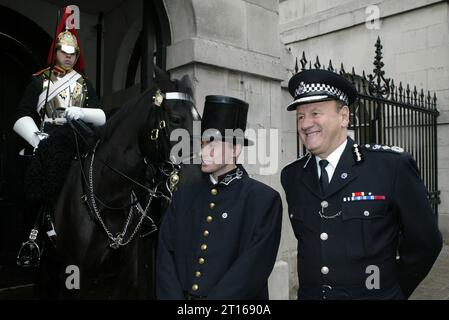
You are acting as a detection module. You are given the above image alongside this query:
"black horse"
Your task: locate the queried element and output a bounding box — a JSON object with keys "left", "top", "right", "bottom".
{"left": 36, "top": 69, "right": 201, "bottom": 299}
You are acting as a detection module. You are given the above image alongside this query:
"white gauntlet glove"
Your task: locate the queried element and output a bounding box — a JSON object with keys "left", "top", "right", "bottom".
{"left": 13, "top": 116, "right": 47, "bottom": 149}
{"left": 64, "top": 107, "right": 85, "bottom": 121}
{"left": 64, "top": 107, "right": 106, "bottom": 126}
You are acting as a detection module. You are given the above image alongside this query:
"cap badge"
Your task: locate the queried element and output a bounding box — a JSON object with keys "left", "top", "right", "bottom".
{"left": 152, "top": 89, "right": 164, "bottom": 107}
{"left": 295, "top": 81, "right": 307, "bottom": 97}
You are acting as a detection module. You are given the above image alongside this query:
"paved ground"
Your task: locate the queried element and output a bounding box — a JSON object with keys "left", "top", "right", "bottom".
{"left": 410, "top": 244, "right": 449, "bottom": 300}
{"left": 1, "top": 245, "right": 449, "bottom": 300}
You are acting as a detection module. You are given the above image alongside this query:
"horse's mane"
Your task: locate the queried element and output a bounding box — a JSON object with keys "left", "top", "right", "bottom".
{"left": 97, "top": 89, "right": 153, "bottom": 140}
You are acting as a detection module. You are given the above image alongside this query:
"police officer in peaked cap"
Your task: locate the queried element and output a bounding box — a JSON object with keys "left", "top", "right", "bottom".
{"left": 281, "top": 69, "right": 442, "bottom": 299}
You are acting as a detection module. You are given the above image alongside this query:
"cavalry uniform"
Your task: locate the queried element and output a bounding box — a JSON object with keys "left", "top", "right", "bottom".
{"left": 13, "top": 24, "right": 105, "bottom": 267}
{"left": 13, "top": 29, "right": 103, "bottom": 204}
{"left": 16, "top": 64, "right": 99, "bottom": 132}
{"left": 281, "top": 138, "right": 442, "bottom": 299}
{"left": 13, "top": 29, "right": 101, "bottom": 153}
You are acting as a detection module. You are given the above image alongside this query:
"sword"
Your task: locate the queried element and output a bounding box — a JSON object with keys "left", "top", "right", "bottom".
{"left": 41, "top": 8, "right": 61, "bottom": 129}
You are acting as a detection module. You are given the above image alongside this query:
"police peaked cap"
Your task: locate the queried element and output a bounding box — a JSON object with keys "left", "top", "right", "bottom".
{"left": 286, "top": 69, "right": 357, "bottom": 111}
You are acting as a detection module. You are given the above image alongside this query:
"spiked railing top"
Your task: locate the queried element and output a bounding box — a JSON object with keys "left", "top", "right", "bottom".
{"left": 292, "top": 37, "right": 437, "bottom": 111}
{"left": 367, "top": 36, "right": 390, "bottom": 98}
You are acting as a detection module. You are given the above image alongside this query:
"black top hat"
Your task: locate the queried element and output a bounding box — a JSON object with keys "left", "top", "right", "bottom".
{"left": 200, "top": 95, "right": 253, "bottom": 146}
{"left": 286, "top": 69, "right": 357, "bottom": 111}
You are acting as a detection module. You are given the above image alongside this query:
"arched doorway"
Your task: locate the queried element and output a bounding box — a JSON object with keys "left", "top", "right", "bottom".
{"left": 125, "top": 0, "right": 171, "bottom": 89}
{"left": 107, "top": 0, "right": 171, "bottom": 112}
{"left": 0, "top": 5, "right": 51, "bottom": 293}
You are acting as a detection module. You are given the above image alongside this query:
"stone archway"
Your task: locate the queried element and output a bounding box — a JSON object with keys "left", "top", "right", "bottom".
{"left": 164, "top": 0, "right": 196, "bottom": 45}
{"left": 111, "top": 0, "right": 171, "bottom": 92}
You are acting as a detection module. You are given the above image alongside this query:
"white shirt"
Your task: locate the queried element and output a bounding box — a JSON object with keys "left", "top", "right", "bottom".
{"left": 315, "top": 139, "right": 348, "bottom": 183}
{"left": 209, "top": 174, "right": 218, "bottom": 185}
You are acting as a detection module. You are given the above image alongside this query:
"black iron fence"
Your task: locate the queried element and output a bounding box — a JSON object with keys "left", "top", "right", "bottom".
{"left": 294, "top": 37, "right": 440, "bottom": 216}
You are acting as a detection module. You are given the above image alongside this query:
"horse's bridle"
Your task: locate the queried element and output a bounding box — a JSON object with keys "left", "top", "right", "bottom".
{"left": 73, "top": 88, "right": 197, "bottom": 249}
{"left": 146, "top": 89, "right": 198, "bottom": 194}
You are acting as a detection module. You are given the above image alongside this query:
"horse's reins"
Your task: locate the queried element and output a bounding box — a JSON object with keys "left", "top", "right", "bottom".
{"left": 71, "top": 90, "right": 196, "bottom": 208}
{"left": 72, "top": 89, "right": 197, "bottom": 249}
{"left": 71, "top": 121, "right": 150, "bottom": 211}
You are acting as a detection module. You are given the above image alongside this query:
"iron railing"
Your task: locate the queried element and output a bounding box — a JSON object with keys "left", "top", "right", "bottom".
{"left": 294, "top": 37, "right": 440, "bottom": 216}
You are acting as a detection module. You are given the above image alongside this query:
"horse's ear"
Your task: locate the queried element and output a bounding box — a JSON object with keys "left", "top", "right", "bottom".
{"left": 154, "top": 65, "right": 177, "bottom": 91}
{"left": 178, "top": 74, "right": 194, "bottom": 96}
{"left": 154, "top": 65, "right": 170, "bottom": 82}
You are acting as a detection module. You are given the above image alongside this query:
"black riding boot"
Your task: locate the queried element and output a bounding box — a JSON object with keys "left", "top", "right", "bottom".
{"left": 16, "top": 205, "right": 44, "bottom": 268}
{"left": 17, "top": 202, "right": 57, "bottom": 267}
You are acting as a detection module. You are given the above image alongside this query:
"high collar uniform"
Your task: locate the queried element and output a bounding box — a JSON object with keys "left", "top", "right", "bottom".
{"left": 157, "top": 165, "right": 282, "bottom": 300}
{"left": 15, "top": 68, "right": 99, "bottom": 130}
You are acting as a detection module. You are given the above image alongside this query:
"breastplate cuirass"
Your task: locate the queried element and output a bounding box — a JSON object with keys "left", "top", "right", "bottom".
{"left": 41, "top": 76, "right": 86, "bottom": 120}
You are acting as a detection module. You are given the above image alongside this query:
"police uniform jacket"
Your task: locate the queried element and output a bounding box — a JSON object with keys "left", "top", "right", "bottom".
{"left": 156, "top": 165, "right": 283, "bottom": 300}
{"left": 281, "top": 137, "right": 442, "bottom": 299}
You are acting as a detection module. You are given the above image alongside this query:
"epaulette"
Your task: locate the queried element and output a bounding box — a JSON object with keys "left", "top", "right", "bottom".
{"left": 352, "top": 144, "right": 364, "bottom": 163}
{"left": 361, "top": 143, "right": 404, "bottom": 154}
{"left": 32, "top": 67, "right": 51, "bottom": 77}
{"left": 283, "top": 152, "right": 312, "bottom": 170}
{"left": 352, "top": 143, "right": 405, "bottom": 165}
{"left": 32, "top": 65, "right": 70, "bottom": 78}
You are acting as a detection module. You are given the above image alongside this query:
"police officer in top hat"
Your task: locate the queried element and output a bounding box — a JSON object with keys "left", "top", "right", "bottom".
{"left": 281, "top": 69, "right": 442, "bottom": 299}
{"left": 156, "top": 95, "right": 282, "bottom": 300}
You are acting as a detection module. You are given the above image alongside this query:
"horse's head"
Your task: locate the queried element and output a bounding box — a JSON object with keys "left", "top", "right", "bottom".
{"left": 96, "top": 67, "right": 202, "bottom": 204}
{"left": 99, "top": 66, "right": 200, "bottom": 162}
{"left": 129, "top": 68, "right": 201, "bottom": 203}
{"left": 140, "top": 67, "right": 200, "bottom": 166}
{"left": 155, "top": 66, "right": 200, "bottom": 134}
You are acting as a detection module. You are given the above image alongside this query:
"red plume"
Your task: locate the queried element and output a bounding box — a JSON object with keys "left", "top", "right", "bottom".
{"left": 47, "top": 6, "right": 86, "bottom": 73}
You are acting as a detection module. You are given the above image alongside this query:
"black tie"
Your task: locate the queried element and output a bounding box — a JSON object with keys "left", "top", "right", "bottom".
{"left": 319, "top": 159, "right": 330, "bottom": 193}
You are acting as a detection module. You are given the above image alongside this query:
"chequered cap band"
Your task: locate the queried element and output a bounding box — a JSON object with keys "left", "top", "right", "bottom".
{"left": 294, "top": 82, "right": 349, "bottom": 105}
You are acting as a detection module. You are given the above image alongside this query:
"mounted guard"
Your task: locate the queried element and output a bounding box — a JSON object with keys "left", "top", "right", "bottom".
{"left": 13, "top": 7, "right": 105, "bottom": 267}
